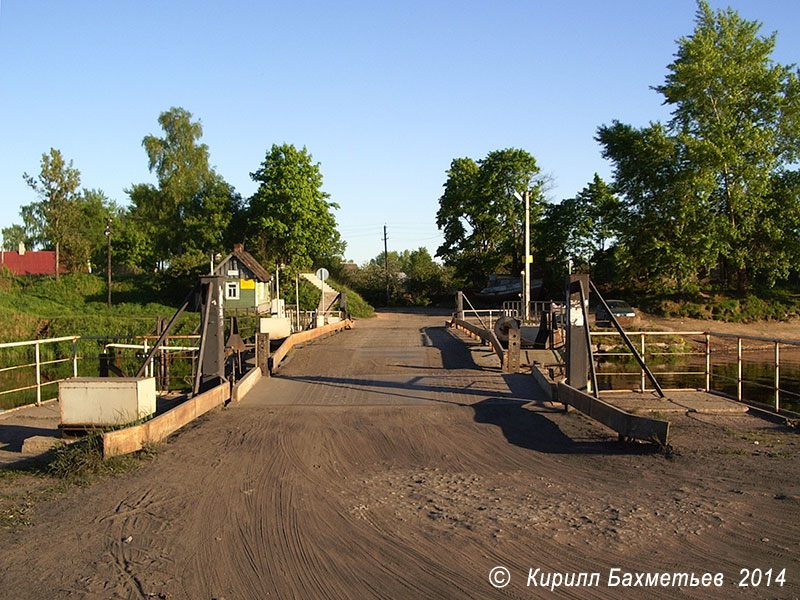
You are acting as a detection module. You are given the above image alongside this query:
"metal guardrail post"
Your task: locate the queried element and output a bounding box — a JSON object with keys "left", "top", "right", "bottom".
{"left": 737, "top": 337, "right": 743, "bottom": 402}
{"left": 34, "top": 342, "right": 41, "bottom": 406}
{"left": 72, "top": 338, "right": 78, "bottom": 377}
{"left": 640, "top": 333, "right": 646, "bottom": 392}
{"left": 775, "top": 341, "right": 780, "bottom": 412}
{"left": 705, "top": 334, "right": 711, "bottom": 392}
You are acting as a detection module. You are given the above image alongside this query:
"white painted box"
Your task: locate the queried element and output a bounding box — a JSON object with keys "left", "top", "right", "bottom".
{"left": 259, "top": 317, "right": 292, "bottom": 340}
{"left": 59, "top": 377, "right": 156, "bottom": 427}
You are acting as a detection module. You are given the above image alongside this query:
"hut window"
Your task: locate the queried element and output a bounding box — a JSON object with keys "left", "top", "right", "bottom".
{"left": 226, "top": 281, "right": 240, "bottom": 300}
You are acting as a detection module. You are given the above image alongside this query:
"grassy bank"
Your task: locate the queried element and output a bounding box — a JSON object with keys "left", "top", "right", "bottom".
{"left": 0, "top": 271, "right": 196, "bottom": 342}
{"left": 0, "top": 272, "right": 197, "bottom": 409}
{"left": 614, "top": 287, "right": 800, "bottom": 324}
{"left": 0, "top": 270, "right": 375, "bottom": 409}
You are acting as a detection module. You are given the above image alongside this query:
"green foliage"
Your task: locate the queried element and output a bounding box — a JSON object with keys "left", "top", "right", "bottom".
{"left": 436, "top": 148, "right": 545, "bottom": 287}
{"left": 282, "top": 276, "right": 322, "bottom": 311}
{"left": 246, "top": 143, "right": 344, "bottom": 271}
{"left": 349, "top": 248, "right": 454, "bottom": 307}
{"left": 535, "top": 174, "right": 621, "bottom": 289}
{"left": 0, "top": 273, "right": 197, "bottom": 341}
{"left": 328, "top": 279, "right": 375, "bottom": 318}
{"left": 598, "top": 1, "right": 800, "bottom": 293}
{"left": 21, "top": 148, "right": 83, "bottom": 278}
{"left": 125, "top": 107, "right": 240, "bottom": 271}
{"left": 80, "top": 189, "right": 120, "bottom": 272}
{"left": 0, "top": 272, "right": 199, "bottom": 409}
{"left": 47, "top": 433, "right": 157, "bottom": 486}
{"left": 10, "top": 109, "right": 349, "bottom": 300}
{"left": 597, "top": 121, "right": 718, "bottom": 291}
{"left": 1, "top": 224, "right": 27, "bottom": 250}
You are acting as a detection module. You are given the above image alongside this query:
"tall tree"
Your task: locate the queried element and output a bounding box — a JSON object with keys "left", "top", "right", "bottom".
{"left": 246, "top": 144, "right": 344, "bottom": 271}
{"left": 597, "top": 122, "right": 718, "bottom": 291}
{"left": 535, "top": 174, "right": 621, "bottom": 286}
{"left": 436, "top": 148, "right": 544, "bottom": 287}
{"left": 22, "top": 148, "right": 82, "bottom": 280}
{"left": 598, "top": 1, "right": 800, "bottom": 291}
{"left": 78, "top": 189, "right": 120, "bottom": 272}
{"left": 656, "top": 1, "right": 800, "bottom": 289}
{"left": 127, "top": 107, "right": 239, "bottom": 271}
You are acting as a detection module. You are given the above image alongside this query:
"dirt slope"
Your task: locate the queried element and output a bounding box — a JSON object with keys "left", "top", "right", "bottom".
{"left": 0, "top": 309, "right": 798, "bottom": 599}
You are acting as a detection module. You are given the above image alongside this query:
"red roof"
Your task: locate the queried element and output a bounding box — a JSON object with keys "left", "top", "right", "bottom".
{"left": 1, "top": 250, "right": 63, "bottom": 275}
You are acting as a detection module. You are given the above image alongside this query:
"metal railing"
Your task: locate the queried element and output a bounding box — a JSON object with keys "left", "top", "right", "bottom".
{"left": 286, "top": 309, "right": 319, "bottom": 332}
{"left": 591, "top": 330, "right": 800, "bottom": 413}
{"left": 591, "top": 330, "right": 705, "bottom": 393}
{"left": 0, "top": 336, "right": 80, "bottom": 406}
{"left": 103, "top": 341, "right": 199, "bottom": 378}
{"left": 707, "top": 331, "right": 800, "bottom": 412}
{"left": 501, "top": 300, "right": 560, "bottom": 321}
{"left": 0, "top": 334, "right": 201, "bottom": 411}
{"left": 461, "top": 299, "right": 565, "bottom": 335}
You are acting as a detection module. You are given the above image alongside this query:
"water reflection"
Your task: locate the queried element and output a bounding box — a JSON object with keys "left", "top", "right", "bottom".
{"left": 596, "top": 350, "right": 800, "bottom": 413}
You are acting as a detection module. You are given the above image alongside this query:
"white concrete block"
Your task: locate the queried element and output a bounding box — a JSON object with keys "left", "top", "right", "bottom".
{"left": 59, "top": 377, "right": 156, "bottom": 427}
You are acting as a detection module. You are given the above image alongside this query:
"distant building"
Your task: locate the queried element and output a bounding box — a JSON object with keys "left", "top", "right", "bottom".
{"left": 213, "top": 244, "right": 272, "bottom": 312}
{"left": 0, "top": 243, "right": 65, "bottom": 276}
{"left": 341, "top": 261, "right": 359, "bottom": 274}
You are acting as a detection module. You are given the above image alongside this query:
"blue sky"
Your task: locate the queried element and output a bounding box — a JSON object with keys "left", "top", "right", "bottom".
{"left": 2, "top": 1, "right": 800, "bottom": 265}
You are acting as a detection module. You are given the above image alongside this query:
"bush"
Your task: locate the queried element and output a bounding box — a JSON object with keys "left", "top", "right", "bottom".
{"left": 329, "top": 279, "right": 375, "bottom": 319}
{"left": 47, "top": 432, "right": 156, "bottom": 486}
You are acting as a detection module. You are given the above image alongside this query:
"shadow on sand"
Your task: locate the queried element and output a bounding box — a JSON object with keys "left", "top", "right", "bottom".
{"left": 471, "top": 398, "right": 660, "bottom": 456}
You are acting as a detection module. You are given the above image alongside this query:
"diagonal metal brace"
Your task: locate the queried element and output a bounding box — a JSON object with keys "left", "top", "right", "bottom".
{"left": 589, "top": 279, "right": 664, "bottom": 398}
{"left": 135, "top": 283, "right": 199, "bottom": 378}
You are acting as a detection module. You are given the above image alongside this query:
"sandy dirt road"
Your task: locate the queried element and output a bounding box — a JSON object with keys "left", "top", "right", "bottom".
{"left": 1, "top": 309, "right": 799, "bottom": 599}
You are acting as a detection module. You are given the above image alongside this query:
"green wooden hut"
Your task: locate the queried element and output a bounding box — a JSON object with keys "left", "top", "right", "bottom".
{"left": 213, "top": 244, "right": 272, "bottom": 312}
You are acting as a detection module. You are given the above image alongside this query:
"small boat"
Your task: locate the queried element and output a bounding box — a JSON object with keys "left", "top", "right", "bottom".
{"left": 474, "top": 275, "right": 542, "bottom": 303}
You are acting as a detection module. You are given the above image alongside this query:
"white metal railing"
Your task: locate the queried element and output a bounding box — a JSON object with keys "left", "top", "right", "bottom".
{"left": 286, "top": 309, "right": 316, "bottom": 332}
{"left": 0, "top": 334, "right": 202, "bottom": 411}
{"left": 501, "top": 300, "right": 559, "bottom": 321}
{"left": 0, "top": 336, "right": 80, "bottom": 406}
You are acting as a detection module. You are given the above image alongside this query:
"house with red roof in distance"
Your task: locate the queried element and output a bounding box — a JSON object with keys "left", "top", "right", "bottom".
{"left": 0, "top": 243, "right": 66, "bottom": 276}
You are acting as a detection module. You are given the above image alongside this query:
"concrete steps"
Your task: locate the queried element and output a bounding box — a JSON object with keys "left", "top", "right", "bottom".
{"left": 300, "top": 273, "right": 340, "bottom": 313}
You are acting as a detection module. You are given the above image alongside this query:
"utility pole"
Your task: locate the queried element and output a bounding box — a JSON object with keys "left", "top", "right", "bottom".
{"left": 514, "top": 190, "right": 532, "bottom": 323}
{"left": 383, "top": 225, "right": 390, "bottom": 305}
{"left": 105, "top": 218, "right": 112, "bottom": 308}
{"left": 524, "top": 190, "right": 531, "bottom": 323}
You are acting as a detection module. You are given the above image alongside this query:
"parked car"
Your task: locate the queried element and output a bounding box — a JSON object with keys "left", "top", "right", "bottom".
{"left": 595, "top": 299, "right": 636, "bottom": 326}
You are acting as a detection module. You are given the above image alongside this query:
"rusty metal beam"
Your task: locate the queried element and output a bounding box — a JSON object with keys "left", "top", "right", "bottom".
{"left": 558, "top": 382, "right": 670, "bottom": 446}
{"left": 451, "top": 318, "right": 505, "bottom": 365}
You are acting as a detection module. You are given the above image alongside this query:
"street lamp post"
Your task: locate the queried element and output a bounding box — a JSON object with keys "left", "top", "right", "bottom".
{"left": 104, "top": 218, "right": 112, "bottom": 308}
{"left": 524, "top": 190, "right": 530, "bottom": 323}
{"left": 514, "top": 190, "right": 531, "bottom": 323}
